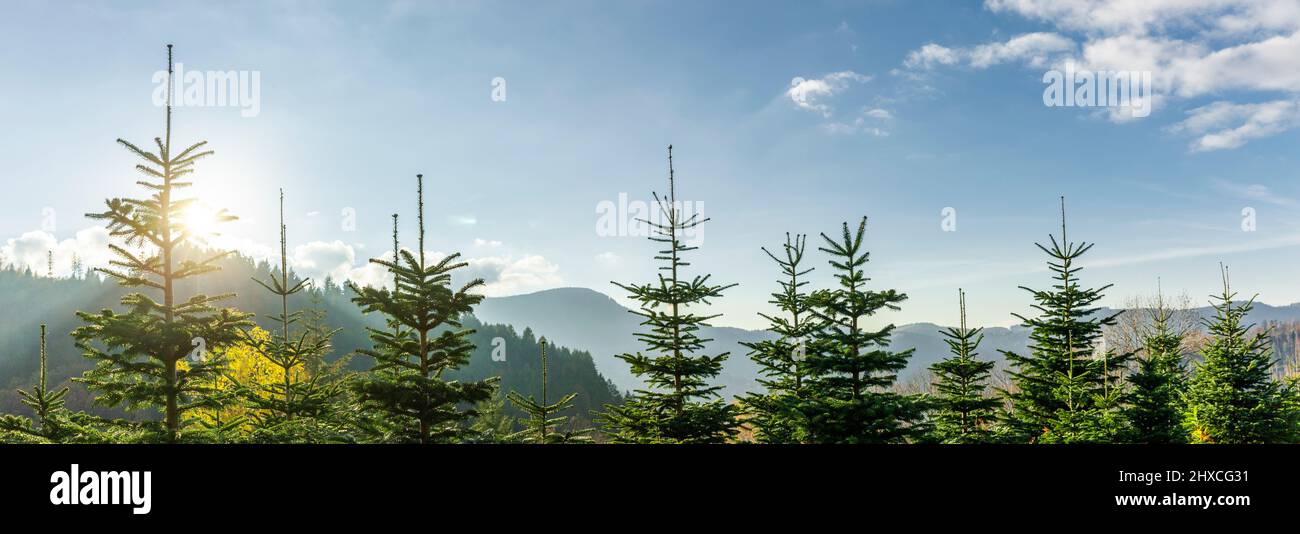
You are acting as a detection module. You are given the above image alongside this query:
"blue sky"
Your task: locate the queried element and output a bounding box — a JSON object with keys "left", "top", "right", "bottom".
{"left": 2, "top": 0, "right": 1299, "bottom": 329}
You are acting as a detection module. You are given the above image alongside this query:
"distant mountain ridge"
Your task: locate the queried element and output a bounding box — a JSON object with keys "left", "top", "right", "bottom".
{"left": 474, "top": 287, "right": 1300, "bottom": 396}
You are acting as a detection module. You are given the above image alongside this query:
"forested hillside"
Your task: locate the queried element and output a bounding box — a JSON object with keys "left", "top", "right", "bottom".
{"left": 0, "top": 259, "right": 622, "bottom": 427}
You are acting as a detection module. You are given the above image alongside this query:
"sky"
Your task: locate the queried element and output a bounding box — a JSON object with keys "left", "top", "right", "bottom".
{"left": 2, "top": 0, "right": 1299, "bottom": 330}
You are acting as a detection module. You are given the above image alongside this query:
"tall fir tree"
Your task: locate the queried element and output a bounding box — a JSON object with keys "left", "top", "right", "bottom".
{"left": 348, "top": 174, "right": 496, "bottom": 443}
{"left": 507, "top": 337, "right": 591, "bottom": 443}
{"left": 1122, "top": 284, "right": 1189, "bottom": 444}
{"left": 800, "top": 217, "right": 925, "bottom": 443}
{"left": 73, "top": 45, "right": 251, "bottom": 443}
{"left": 598, "top": 145, "right": 740, "bottom": 444}
{"left": 739, "top": 233, "right": 817, "bottom": 443}
{"left": 238, "top": 189, "right": 343, "bottom": 438}
{"left": 1183, "top": 267, "right": 1298, "bottom": 444}
{"left": 928, "top": 289, "right": 999, "bottom": 443}
{"left": 1001, "top": 198, "right": 1130, "bottom": 444}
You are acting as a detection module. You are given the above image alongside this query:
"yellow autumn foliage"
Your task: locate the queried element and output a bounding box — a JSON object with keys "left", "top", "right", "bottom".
{"left": 185, "top": 326, "right": 309, "bottom": 429}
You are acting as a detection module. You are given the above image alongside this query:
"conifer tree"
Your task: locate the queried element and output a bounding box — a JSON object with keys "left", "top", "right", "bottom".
{"left": 739, "top": 233, "right": 817, "bottom": 443}
{"left": 0, "top": 326, "right": 76, "bottom": 442}
{"left": 237, "top": 190, "right": 343, "bottom": 436}
{"left": 799, "top": 217, "right": 924, "bottom": 443}
{"left": 1001, "top": 198, "right": 1130, "bottom": 443}
{"left": 1123, "top": 286, "right": 1189, "bottom": 444}
{"left": 598, "top": 145, "right": 739, "bottom": 444}
{"left": 507, "top": 337, "right": 591, "bottom": 443}
{"left": 348, "top": 174, "right": 496, "bottom": 443}
{"left": 1183, "top": 267, "right": 1298, "bottom": 443}
{"left": 928, "top": 289, "right": 999, "bottom": 443}
{"left": 73, "top": 45, "right": 251, "bottom": 443}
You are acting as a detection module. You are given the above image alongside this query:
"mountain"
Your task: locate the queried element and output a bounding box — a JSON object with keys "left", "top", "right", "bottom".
{"left": 473, "top": 287, "right": 773, "bottom": 397}
{"left": 473, "top": 289, "right": 1300, "bottom": 394}
{"left": 0, "top": 256, "right": 622, "bottom": 422}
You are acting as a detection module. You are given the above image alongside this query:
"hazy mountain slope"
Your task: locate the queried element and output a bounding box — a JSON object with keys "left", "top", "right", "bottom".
{"left": 474, "top": 289, "right": 1300, "bottom": 392}
{"left": 473, "top": 287, "right": 774, "bottom": 396}
{"left": 0, "top": 258, "right": 623, "bottom": 419}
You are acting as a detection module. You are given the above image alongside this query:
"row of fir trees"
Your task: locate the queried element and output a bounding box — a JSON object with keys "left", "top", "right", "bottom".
{"left": 3, "top": 46, "right": 1300, "bottom": 444}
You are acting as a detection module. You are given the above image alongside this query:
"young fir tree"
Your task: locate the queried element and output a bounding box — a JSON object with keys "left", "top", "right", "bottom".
{"left": 1183, "top": 267, "right": 1298, "bottom": 444}
{"left": 0, "top": 326, "right": 78, "bottom": 443}
{"left": 238, "top": 190, "right": 344, "bottom": 437}
{"left": 928, "top": 289, "right": 999, "bottom": 443}
{"left": 598, "top": 145, "right": 739, "bottom": 444}
{"left": 1001, "top": 198, "right": 1130, "bottom": 444}
{"left": 507, "top": 337, "right": 591, "bottom": 443}
{"left": 800, "top": 217, "right": 925, "bottom": 444}
{"left": 739, "top": 233, "right": 817, "bottom": 443}
{"left": 73, "top": 45, "right": 251, "bottom": 443}
{"left": 348, "top": 174, "right": 496, "bottom": 443}
{"left": 1122, "top": 285, "right": 1189, "bottom": 444}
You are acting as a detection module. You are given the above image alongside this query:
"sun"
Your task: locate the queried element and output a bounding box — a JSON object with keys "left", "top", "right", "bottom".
{"left": 178, "top": 202, "right": 228, "bottom": 244}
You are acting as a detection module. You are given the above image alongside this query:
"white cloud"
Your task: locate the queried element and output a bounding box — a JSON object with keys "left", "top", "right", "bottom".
{"left": 969, "top": 32, "right": 1075, "bottom": 68}
{"left": 473, "top": 238, "right": 503, "bottom": 248}
{"left": 786, "top": 71, "right": 871, "bottom": 117}
{"left": 904, "top": 43, "right": 961, "bottom": 70}
{"left": 1, "top": 225, "right": 562, "bottom": 298}
{"left": 459, "top": 254, "right": 562, "bottom": 296}
{"left": 901, "top": 0, "right": 1300, "bottom": 148}
{"left": 824, "top": 107, "right": 893, "bottom": 136}
{"left": 905, "top": 33, "right": 1074, "bottom": 70}
{"left": 594, "top": 251, "right": 620, "bottom": 267}
{"left": 1170, "top": 100, "right": 1300, "bottom": 151}
{"left": 1209, "top": 178, "right": 1299, "bottom": 207}
{"left": 1, "top": 226, "right": 112, "bottom": 277}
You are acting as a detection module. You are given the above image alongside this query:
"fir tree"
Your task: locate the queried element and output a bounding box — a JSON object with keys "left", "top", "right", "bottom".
{"left": 468, "top": 392, "right": 517, "bottom": 444}
{"left": 1183, "top": 267, "right": 1298, "bottom": 444}
{"left": 928, "top": 289, "right": 999, "bottom": 443}
{"left": 238, "top": 189, "right": 344, "bottom": 437}
{"left": 739, "top": 233, "right": 817, "bottom": 443}
{"left": 0, "top": 326, "right": 74, "bottom": 442}
{"left": 72, "top": 45, "right": 251, "bottom": 443}
{"left": 1122, "top": 285, "right": 1189, "bottom": 444}
{"left": 507, "top": 337, "right": 591, "bottom": 443}
{"left": 800, "top": 217, "right": 925, "bottom": 443}
{"left": 598, "top": 145, "right": 739, "bottom": 444}
{"left": 348, "top": 174, "right": 496, "bottom": 443}
{"left": 1001, "top": 198, "right": 1130, "bottom": 444}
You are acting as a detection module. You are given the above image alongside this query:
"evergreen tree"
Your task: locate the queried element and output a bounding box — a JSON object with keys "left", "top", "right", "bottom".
{"left": 72, "top": 45, "right": 251, "bottom": 443}
{"left": 1001, "top": 198, "right": 1129, "bottom": 444}
{"left": 928, "top": 289, "right": 999, "bottom": 443}
{"left": 235, "top": 190, "right": 345, "bottom": 439}
{"left": 739, "top": 233, "right": 817, "bottom": 443}
{"left": 1123, "top": 286, "right": 1189, "bottom": 444}
{"left": 0, "top": 326, "right": 77, "bottom": 442}
{"left": 598, "top": 145, "right": 739, "bottom": 443}
{"left": 507, "top": 337, "right": 591, "bottom": 443}
{"left": 348, "top": 174, "right": 496, "bottom": 443}
{"left": 1183, "top": 267, "right": 1298, "bottom": 444}
{"left": 468, "top": 392, "right": 517, "bottom": 444}
{"left": 800, "top": 217, "right": 925, "bottom": 443}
